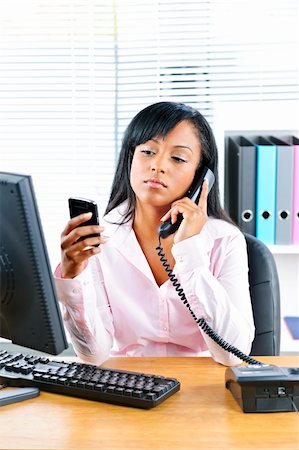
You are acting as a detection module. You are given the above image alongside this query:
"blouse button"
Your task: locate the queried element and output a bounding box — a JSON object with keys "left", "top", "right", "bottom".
{"left": 72, "top": 288, "right": 81, "bottom": 295}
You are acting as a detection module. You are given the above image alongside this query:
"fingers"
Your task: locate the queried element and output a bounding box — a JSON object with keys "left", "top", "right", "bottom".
{"left": 64, "top": 240, "right": 102, "bottom": 265}
{"left": 62, "top": 212, "right": 93, "bottom": 237}
{"left": 63, "top": 233, "right": 107, "bottom": 251}
{"left": 64, "top": 241, "right": 101, "bottom": 261}
{"left": 60, "top": 244, "right": 101, "bottom": 279}
{"left": 60, "top": 232, "right": 109, "bottom": 278}
{"left": 61, "top": 210, "right": 103, "bottom": 248}
{"left": 198, "top": 179, "right": 209, "bottom": 211}
{"left": 60, "top": 214, "right": 108, "bottom": 279}
{"left": 61, "top": 224, "right": 104, "bottom": 250}
{"left": 160, "top": 201, "right": 193, "bottom": 225}
{"left": 161, "top": 179, "right": 209, "bottom": 222}
{"left": 159, "top": 180, "right": 209, "bottom": 242}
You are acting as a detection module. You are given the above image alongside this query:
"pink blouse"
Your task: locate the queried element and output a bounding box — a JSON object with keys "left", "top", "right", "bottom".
{"left": 54, "top": 203, "right": 255, "bottom": 367}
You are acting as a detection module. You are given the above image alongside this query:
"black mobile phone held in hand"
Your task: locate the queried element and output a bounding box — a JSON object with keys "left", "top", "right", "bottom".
{"left": 158, "top": 167, "right": 215, "bottom": 239}
{"left": 68, "top": 197, "right": 100, "bottom": 245}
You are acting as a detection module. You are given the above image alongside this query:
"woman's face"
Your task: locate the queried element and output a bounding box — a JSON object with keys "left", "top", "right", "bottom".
{"left": 130, "top": 119, "right": 201, "bottom": 209}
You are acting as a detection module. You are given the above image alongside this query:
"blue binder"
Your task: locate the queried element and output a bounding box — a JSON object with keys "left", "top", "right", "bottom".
{"left": 255, "top": 137, "right": 277, "bottom": 244}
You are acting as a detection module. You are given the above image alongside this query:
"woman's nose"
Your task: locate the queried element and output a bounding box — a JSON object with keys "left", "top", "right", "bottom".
{"left": 151, "top": 154, "right": 166, "bottom": 173}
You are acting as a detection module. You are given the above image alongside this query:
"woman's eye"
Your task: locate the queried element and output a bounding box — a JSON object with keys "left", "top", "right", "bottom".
{"left": 172, "top": 156, "right": 187, "bottom": 163}
{"left": 140, "top": 149, "right": 154, "bottom": 155}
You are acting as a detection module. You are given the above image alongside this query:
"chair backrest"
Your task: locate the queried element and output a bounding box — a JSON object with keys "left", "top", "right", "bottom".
{"left": 244, "top": 233, "right": 281, "bottom": 356}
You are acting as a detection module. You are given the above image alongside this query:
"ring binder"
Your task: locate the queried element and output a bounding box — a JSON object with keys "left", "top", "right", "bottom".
{"left": 255, "top": 137, "right": 276, "bottom": 245}
{"left": 291, "top": 137, "right": 299, "bottom": 244}
{"left": 268, "top": 137, "right": 293, "bottom": 245}
{"left": 225, "top": 136, "right": 256, "bottom": 235}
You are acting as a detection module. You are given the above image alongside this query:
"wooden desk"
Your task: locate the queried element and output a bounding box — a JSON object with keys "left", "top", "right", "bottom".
{"left": 1, "top": 356, "right": 299, "bottom": 450}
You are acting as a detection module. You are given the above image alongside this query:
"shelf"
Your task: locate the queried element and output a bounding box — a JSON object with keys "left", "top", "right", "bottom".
{"left": 267, "top": 245, "right": 299, "bottom": 255}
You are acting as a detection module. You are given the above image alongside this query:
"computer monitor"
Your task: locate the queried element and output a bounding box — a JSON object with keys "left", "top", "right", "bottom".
{"left": 0, "top": 172, "right": 68, "bottom": 355}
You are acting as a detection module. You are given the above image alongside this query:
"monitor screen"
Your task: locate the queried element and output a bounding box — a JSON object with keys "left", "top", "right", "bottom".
{"left": 0, "top": 172, "right": 68, "bottom": 355}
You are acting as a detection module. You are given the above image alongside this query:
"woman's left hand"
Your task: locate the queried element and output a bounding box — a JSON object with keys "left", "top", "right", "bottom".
{"left": 160, "top": 179, "right": 209, "bottom": 243}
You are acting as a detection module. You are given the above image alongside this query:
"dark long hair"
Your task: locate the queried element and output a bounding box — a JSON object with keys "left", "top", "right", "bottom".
{"left": 105, "top": 101, "right": 231, "bottom": 224}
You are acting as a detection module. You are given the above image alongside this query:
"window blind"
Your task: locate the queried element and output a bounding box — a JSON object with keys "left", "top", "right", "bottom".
{"left": 0, "top": 0, "right": 298, "bottom": 267}
{"left": 116, "top": 0, "right": 299, "bottom": 137}
{"left": 0, "top": 0, "right": 116, "bottom": 266}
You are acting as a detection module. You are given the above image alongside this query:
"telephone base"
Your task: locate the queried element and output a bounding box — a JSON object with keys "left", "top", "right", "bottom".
{"left": 225, "top": 364, "right": 299, "bottom": 413}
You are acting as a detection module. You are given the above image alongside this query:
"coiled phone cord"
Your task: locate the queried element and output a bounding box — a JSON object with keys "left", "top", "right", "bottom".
{"left": 156, "top": 238, "right": 262, "bottom": 365}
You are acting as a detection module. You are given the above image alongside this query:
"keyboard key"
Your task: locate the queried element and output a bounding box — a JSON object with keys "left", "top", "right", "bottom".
{"left": 115, "top": 388, "right": 125, "bottom": 395}
{"left": 146, "top": 393, "right": 157, "bottom": 400}
{"left": 124, "top": 389, "right": 133, "bottom": 396}
{"left": 107, "top": 386, "right": 116, "bottom": 394}
{"left": 132, "top": 390, "right": 143, "bottom": 398}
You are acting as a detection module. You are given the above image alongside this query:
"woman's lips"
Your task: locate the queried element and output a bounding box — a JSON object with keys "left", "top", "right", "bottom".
{"left": 145, "top": 179, "right": 167, "bottom": 188}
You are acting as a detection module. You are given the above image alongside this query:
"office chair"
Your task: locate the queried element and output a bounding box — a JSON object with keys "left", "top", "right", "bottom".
{"left": 244, "top": 233, "right": 281, "bottom": 356}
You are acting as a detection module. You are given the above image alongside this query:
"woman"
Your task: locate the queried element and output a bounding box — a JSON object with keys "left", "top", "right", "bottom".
{"left": 54, "top": 101, "right": 255, "bottom": 366}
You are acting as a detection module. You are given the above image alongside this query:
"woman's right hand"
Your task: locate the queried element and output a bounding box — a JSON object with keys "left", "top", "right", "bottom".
{"left": 60, "top": 212, "right": 107, "bottom": 279}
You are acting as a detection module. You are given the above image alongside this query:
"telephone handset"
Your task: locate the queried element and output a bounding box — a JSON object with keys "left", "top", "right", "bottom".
{"left": 158, "top": 166, "right": 215, "bottom": 239}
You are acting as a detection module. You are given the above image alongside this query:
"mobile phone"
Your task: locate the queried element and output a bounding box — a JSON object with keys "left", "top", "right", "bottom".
{"left": 68, "top": 197, "right": 100, "bottom": 245}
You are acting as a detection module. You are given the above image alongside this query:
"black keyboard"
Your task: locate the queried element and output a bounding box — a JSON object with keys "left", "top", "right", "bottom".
{"left": 0, "top": 350, "right": 180, "bottom": 409}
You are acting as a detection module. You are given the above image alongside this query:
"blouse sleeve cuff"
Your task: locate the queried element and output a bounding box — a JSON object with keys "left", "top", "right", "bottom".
{"left": 53, "top": 263, "right": 92, "bottom": 307}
